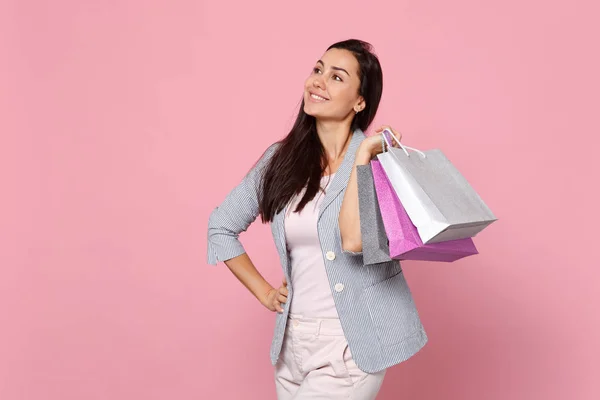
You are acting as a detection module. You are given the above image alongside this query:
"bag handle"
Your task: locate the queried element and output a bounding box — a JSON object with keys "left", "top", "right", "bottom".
{"left": 382, "top": 129, "right": 427, "bottom": 158}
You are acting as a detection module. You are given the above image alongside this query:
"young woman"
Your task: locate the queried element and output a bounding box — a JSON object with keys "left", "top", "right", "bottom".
{"left": 207, "top": 39, "right": 427, "bottom": 399}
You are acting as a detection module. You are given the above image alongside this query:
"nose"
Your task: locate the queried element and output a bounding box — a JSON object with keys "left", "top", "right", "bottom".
{"left": 312, "top": 76, "right": 325, "bottom": 90}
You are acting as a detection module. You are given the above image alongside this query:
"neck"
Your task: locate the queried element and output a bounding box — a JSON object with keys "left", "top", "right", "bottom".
{"left": 315, "top": 118, "right": 354, "bottom": 163}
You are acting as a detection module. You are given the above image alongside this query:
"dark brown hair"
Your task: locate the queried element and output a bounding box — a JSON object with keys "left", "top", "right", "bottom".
{"left": 258, "top": 39, "right": 383, "bottom": 223}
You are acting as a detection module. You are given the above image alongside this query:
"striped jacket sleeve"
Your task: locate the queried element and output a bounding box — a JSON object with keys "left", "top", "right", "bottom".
{"left": 207, "top": 143, "right": 279, "bottom": 265}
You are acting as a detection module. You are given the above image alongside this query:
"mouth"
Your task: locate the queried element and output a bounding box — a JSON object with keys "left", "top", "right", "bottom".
{"left": 308, "top": 91, "right": 329, "bottom": 102}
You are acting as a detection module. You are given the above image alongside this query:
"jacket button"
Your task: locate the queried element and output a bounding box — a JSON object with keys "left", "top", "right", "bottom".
{"left": 334, "top": 283, "right": 344, "bottom": 292}
{"left": 326, "top": 251, "right": 336, "bottom": 261}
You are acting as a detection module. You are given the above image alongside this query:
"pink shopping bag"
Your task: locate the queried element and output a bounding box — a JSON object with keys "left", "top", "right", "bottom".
{"left": 371, "top": 160, "right": 479, "bottom": 262}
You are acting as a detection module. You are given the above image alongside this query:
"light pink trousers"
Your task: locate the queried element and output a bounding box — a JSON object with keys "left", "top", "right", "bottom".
{"left": 274, "top": 315, "right": 386, "bottom": 400}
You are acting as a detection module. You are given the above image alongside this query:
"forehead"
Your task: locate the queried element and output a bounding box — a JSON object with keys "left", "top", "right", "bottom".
{"left": 319, "top": 48, "right": 359, "bottom": 75}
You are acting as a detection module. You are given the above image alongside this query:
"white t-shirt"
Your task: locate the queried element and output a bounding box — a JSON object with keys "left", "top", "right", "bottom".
{"left": 284, "top": 174, "right": 339, "bottom": 319}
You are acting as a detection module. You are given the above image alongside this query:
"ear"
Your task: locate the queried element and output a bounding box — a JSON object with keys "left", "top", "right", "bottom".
{"left": 354, "top": 96, "right": 366, "bottom": 113}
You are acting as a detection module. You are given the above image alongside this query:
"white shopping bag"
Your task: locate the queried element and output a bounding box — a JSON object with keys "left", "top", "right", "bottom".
{"left": 376, "top": 129, "right": 497, "bottom": 244}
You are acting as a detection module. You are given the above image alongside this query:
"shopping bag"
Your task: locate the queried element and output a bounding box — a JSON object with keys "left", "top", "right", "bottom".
{"left": 372, "top": 160, "right": 479, "bottom": 262}
{"left": 376, "top": 130, "right": 497, "bottom": 244}
{"left": 356, "top": 164, "right": 393, "bottom": 265}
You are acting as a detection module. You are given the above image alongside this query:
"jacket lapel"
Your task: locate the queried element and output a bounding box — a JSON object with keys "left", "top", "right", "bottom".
{"left": 272, "top": 204, "right": 289, "bottom": 272}
{"left": 318, "top": 129, "right": 365, "bottom": 222}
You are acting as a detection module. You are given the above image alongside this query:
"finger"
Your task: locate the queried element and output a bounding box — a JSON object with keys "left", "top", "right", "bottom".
{"left": 385, "top": 129, "right": 402, "bottom": 147}
{"left": 376, "top": 125, "right": 391, "bottom": 133}
{"left": 279, "top": 286, "right": 289, "bottom": 296}
{"left": 277, "top": 294, "right": 287, "bottom": 304}
{"left": 282, "top": 277, "right": 287, "bottom": 287}
{"left": 275, "top": 301, "right": 284, "bottom": 313}
{"left": 378, "top": 129, "right": 394, "bottom": 149}
{"left": 388, "top": 126, "right": 402, "bottom": 141}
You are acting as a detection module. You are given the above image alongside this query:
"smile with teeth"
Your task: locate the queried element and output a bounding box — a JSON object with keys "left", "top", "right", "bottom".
{"left": 311, "top": 93, "right": 328, "bottom": 101}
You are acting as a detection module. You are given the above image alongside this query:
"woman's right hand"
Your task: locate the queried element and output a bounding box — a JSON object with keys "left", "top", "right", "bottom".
{"left": 263, "top": 278, "right": 288, "bottom": 313}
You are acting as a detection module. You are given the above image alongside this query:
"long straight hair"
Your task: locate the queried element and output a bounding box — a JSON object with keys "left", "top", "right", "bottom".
{"left": 258, "top": 39, "right": 383, "bottom": 223}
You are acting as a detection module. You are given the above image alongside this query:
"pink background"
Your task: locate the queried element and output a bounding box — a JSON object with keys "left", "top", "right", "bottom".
{"left": 2, "top": 0, "right": 599, "bottom": 399}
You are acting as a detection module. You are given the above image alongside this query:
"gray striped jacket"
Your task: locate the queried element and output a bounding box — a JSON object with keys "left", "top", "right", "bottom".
{"left": 207, "top": 129, "right": 428, "bottom": 373}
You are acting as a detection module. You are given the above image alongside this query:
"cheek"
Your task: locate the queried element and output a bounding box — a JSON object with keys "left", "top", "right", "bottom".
{"left": 304, "top": 77, "right": 314, "bottom": 89}
{"left": 332, "top": 86, "right": 358, "bottom": 106}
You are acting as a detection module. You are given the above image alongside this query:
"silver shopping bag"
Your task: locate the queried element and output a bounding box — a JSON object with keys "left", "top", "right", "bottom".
{"left": 357, "top": 164, "right": 393, "bottom": 265}
{"left": 376, "top": 130, "right": 497, "bottom": 244}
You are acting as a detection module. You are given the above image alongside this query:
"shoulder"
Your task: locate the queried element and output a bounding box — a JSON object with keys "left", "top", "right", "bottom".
{"left": 243, "top": 141, "right": 282, "bottom": 179}
{"left": 354, "top": 129, "right": 367, "bottom": 145}
{"left": 253, "top": 141, "right": 282, "bottom": 168}
{"left": 263, "top": 142, "right": 282, "bottom": 158}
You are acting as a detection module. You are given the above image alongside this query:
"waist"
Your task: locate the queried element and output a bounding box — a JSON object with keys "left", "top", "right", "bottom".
{"left": 287, "top": 314, "right": 344, "bottom": 336}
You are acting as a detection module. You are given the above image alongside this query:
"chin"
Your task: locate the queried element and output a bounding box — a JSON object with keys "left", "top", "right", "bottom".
{"left": 303, "top": 103, "right": 319, "bottom": 118}
{"left": 304, "top": 108, "right": 347, "bottom": 123}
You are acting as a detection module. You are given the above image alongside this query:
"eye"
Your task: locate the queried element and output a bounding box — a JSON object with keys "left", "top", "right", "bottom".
{"left": 332, "top": 74, "right": 343, "bottom": 82}
{"left": 313, "top": 67, "right": 322, "bottom": 74}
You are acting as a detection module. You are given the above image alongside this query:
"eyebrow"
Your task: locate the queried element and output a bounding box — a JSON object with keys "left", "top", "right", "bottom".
{"left": 317, "top": 60, "right": 350, "bottom": 76}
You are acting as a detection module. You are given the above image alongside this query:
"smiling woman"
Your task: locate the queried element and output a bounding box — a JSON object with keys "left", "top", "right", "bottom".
{"left": 304, "top": 53, "right": 366, "bottom": 121}
{"left": 207, "top": 39, "right": 425, "bottom": 400}
{"left": 258, "top": 41, "right": 384, "bottom": 223}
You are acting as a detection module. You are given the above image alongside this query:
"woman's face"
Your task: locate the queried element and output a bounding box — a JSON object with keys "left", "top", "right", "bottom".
{"left": 303, "top": 48, "right": 365, "bottom": 121}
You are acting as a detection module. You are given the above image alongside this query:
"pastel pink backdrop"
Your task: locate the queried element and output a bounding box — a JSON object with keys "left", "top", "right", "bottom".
{"left": 1, "top": 1, "right": 598, "bottom": 399}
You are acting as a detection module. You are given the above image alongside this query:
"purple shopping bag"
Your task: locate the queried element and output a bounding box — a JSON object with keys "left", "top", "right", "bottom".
{"left": 371, "top": 160, "right": 479, "bottom": 262}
